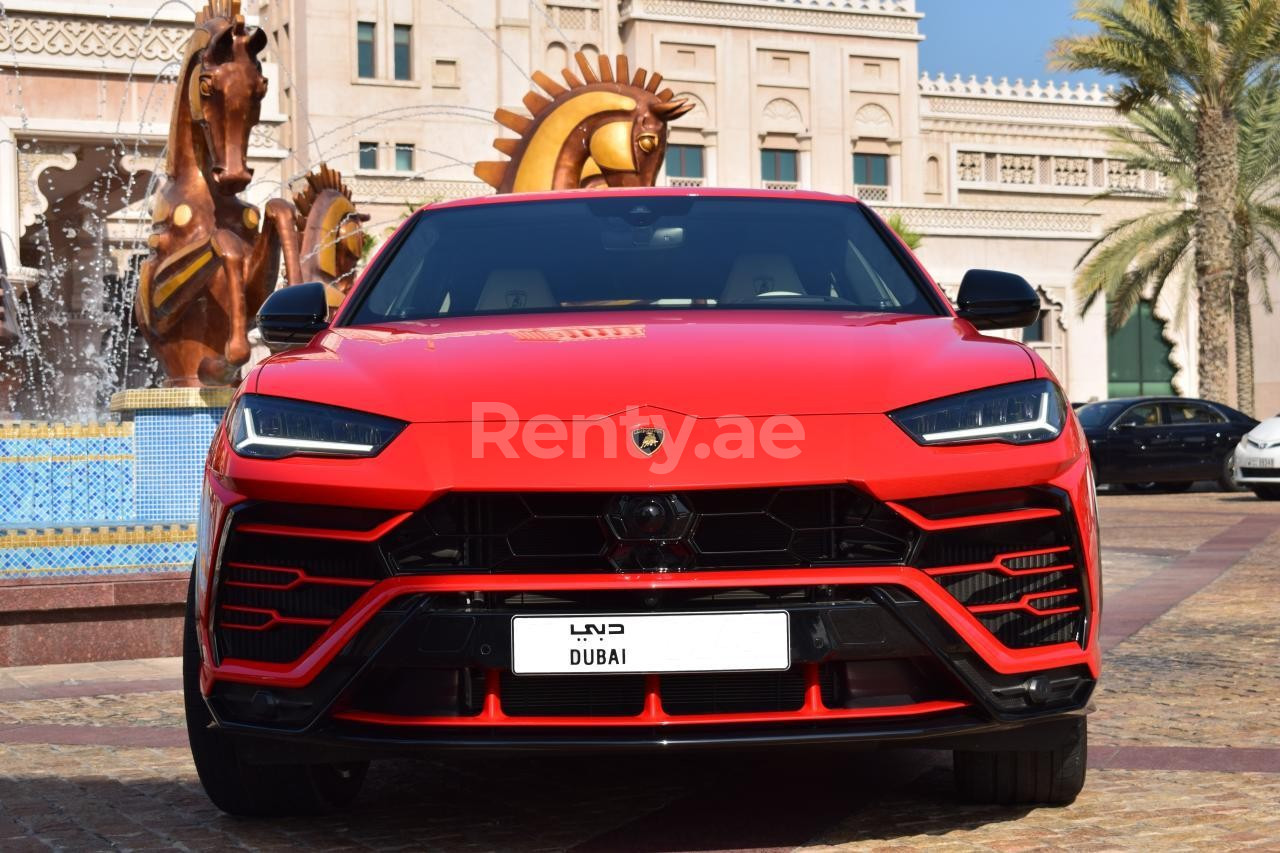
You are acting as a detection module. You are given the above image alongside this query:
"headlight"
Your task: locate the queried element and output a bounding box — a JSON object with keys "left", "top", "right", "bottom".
{"left": 889, "top": 379, "right": 1066, "bottom": 446}
{"left": 229, "top": 394, "right": 406, "bottom": 459}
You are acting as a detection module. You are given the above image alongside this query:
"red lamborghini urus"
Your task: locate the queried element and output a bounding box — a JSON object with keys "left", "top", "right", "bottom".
{"left": 186, "top": 189, "right": 1099, "bottom": 815}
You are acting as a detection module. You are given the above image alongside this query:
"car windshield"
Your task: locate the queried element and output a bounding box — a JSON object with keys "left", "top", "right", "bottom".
{"left": 1075, "top": 401, "right": 1128, "bottom": 427}
{"left": 345, "top": 196, "right": 942, "bottom": 324}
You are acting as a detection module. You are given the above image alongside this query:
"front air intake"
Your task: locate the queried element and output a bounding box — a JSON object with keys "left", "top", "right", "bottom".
{"left": 896, "top": 488, "right": 1089, "bottom": 649}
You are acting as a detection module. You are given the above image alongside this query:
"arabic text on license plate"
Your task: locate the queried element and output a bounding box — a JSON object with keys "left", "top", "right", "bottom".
{"left": 511, "top": 611, "right": 789, "bottom": 675}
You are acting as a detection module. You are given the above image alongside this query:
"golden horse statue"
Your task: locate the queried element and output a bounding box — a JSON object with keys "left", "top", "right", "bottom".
{"left": 292, "top": 164, "right": 369, "bottom": 311}
{"left": 475, "top": 52, "right": 693, "bottom": 193}
{"left": 137, "top": 0, "right": 363, "bottom": 386}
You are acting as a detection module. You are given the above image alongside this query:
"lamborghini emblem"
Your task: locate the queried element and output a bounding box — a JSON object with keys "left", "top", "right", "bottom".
{"left": 632, "top": 427, "right": 664, "bottom": 456}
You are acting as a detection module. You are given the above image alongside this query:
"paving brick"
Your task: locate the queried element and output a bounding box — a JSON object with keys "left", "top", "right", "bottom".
{"left": 0, "top": 491, "right": 1275, "bottom": 850}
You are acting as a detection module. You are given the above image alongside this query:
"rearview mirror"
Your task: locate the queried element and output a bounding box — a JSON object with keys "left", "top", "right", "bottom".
{"left": 257, "top": 281, "right": 329, "bottom": 351}
{"left": 955, "top": 269, "right": 1040, "bottom": 331}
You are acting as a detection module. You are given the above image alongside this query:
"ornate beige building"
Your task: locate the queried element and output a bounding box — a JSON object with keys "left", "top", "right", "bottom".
{"left": 2, "top": 0, "right": 1277, "bottom": 415}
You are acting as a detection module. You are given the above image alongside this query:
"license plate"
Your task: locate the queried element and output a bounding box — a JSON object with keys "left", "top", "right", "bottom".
{"left": 1240, "top": 455, "right": 1277, "bottom": 469}
{"left": 511, "top": 611, "right": 789, "bottom": 675}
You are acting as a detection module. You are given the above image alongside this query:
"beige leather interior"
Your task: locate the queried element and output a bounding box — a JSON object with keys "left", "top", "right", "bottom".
{"left": 475, "top": 269, "right": 555, "bottom": 311}
{"left": 720, "top": 253, "right": 806, "bottom": 303}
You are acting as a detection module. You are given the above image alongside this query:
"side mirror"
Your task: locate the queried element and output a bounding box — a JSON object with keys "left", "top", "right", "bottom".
{"left": 257, "top": 281, "right": 329, "bottom": 351}
{"left": 955, "top": 269, "right": 1041, "bottom": 331}
{"left": 1114, "top": 418, "right": 1141, "bottom": 430}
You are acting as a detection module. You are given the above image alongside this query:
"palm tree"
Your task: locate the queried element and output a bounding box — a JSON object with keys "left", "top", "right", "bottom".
{"left": 1074, "top": 73, "right": 1280, "bottom": 413}
{"left": 1055, "top": 0, "right": 1280, "bottom": 404}
{"left": 885, "top": 212, "right": 923, "bottom": 251}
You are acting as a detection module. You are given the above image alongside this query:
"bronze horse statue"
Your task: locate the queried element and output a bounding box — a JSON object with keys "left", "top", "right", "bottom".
{"left": 137, "top": 0, "right": 362, "bottom": 386}
{"left": 293, "top": 164, "right": 369, "bottom": 311}
{"left": 475, "top": 52, "right": 693, "bottom": 193}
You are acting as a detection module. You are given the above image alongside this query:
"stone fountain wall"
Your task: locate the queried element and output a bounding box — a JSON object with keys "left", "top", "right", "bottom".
{"left": 0, "top": 388, "right": 229, "bottom": 665}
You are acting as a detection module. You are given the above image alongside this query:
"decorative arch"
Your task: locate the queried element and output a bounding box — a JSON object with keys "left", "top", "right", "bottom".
{"left": 579, "top": 43, "right": 600, "bottom": 65}
{"left": 925, "top": 155, "right": 942, "bottom": 194}
{"left": 761, "top": 97, "right": 805, "bottom": 134}
{"left": 671, "top": 91, "right": 710, "bottom": 129}
{"left": 854, "top": 103, "right": 894, "bottom": 138}
{"left": 545, "top": 42, "right": 568, "bottom": 70}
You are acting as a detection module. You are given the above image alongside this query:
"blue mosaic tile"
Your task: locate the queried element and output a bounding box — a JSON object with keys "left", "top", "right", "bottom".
{"left": 0, "top": 523, "right": 197, "bottom": 580}
{"left": 0, "top": 431, "right": 135, "bottom": 525}
{"left": 133, "top": 407, "right": 225, "bottom": 522}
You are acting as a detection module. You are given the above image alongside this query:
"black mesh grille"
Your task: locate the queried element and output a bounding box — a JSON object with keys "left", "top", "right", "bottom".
{"left": 663, "top": 669, "right": 834, "bottom": 715}
{"left": 217, "top": 623, "right": 328, "bottom": 664}
{"left": 905, "top": 488, "right": 1088, "bottom": 650}
{"left": 1241, "top": 467, "right": 1279, "bottom": 478}
{"left": 385, "top": 487, "right": 915, "bottom": 573}
{"left": 500, "top": 673, "right": 646, "bottom": 716}
{"left": 974, "top": 611, "right": 1081, "bottom": 647}
{"left": 913, "top": 518, "right": 1069, "bottom": 568}
{"left": 212, "top": 506, "right": 387, "bottom": 665}
{"left": 491, "top": 669, "right": 838, "bottom": 717}
{"left": 934, "top": 569, "right": 1074, "bottom": 607}
{"left": 219, "top": 578, "right": 368, "bottom": 621}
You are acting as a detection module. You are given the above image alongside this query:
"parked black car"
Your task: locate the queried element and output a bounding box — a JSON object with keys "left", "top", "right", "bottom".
{"left": 1077, "top": 397, "right": 1258, "bottom": 492}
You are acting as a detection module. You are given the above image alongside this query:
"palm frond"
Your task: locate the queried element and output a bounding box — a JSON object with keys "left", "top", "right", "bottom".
{"left": 1074, "top": 208, "right": 1194, "bottom": 320}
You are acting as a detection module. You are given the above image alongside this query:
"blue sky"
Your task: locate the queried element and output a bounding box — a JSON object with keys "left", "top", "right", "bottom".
{"left": 916, "top": 0, "right": 1112, "bottom": 87}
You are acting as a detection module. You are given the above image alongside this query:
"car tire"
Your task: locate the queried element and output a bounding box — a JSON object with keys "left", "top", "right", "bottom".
{"left": 1122, "top": 481, "right": 1191, "bottom": 493}
{"left": 953, "top": 718, "right": 1087, "bottom": 806}
{"left": 183, "top": 573, "right": 368, "bottom": 817}
{"left": 1250, "top": 485, "right": 1280, "bottom": 501}
{"left": 1218, "top": 456, "right": 1245, "bottom": 492}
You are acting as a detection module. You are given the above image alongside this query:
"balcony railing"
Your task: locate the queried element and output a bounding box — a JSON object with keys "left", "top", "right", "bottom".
{"left": 666, "top": 177, "right": 705, "bottom": 188}
{"left": 956, "top": 151, "right": 1167, "bottom": 196}
{"left": 763, "top": 181, "right": 799, "bottom": 191}
{"left": 854, "top": 184, "right": 889, "bottom": 202}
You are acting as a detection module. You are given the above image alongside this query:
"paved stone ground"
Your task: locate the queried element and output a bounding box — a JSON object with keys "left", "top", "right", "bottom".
{"left": 1, "top": 491, "right": 1278, "bottom": 851}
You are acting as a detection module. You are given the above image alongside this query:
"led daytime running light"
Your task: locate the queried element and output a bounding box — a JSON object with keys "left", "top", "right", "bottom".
{"left": 235, "top": 408, "right": 375, "bottom": 455}
{"left": 922, "top": 392, "right": 1057, "bottom": 443}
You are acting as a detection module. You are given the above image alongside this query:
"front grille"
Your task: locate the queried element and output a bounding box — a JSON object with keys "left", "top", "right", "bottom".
{"left": 500, "top": 673, "right": 646, "bottom": 716}
{"left": 212, "top": 504, "right": 390, "bottom": 664}
{"left": 384, "top": 487, "right": 915, "bottom": 573}
{"left": 905, "top": 488, "right": 1088, "bottom": 650}
{"left": 663, "top": 669, "right": 835, "bottom": 715}
{"left": 1241, "top": 467, "right": 1279, "bottom": 478}
{"left": 211, "top": 485, "right": 1089, "bottom": 668}
{"left": 348, "top": 666, "right": 846, "bottom": 719}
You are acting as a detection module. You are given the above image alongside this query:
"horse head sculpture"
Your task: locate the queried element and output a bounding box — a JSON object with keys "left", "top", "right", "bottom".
{"left": 293, "top": 164, "right": 370, "bottom": 308}
{"left": 180, "top": 0, "right": 268, "bottom": 194}
{"left": 137, "top": 0, "right": 363, "bottom": 387}
{"left": 474, "top": 52, "right": 694, "bottom": 193}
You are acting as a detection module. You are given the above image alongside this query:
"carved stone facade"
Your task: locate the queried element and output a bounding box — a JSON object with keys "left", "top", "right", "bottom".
{"left": 3, "top": 0, "right": 1278, "bottom": 414}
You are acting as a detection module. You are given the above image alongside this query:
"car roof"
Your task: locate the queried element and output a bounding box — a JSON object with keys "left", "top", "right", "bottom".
{"left": 421, "top": 186, "right": 862, "bottom": 213}
{"left": 1087, "top": 396, "right": 1218, "bottom": 406}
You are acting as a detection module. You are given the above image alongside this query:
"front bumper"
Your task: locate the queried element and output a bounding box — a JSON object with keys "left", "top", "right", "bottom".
{"left": 196, "top": 418, "right": 1100, "bottom": 756}
{"left": 205, "top": 581, "right": 1094, "bottom": 756}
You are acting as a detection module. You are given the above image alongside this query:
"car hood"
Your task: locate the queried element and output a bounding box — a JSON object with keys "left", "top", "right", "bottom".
{"left": 1244, "top": 416, "right": 1280, "bottom": 445}
{"left": 253, "top": 310, "right": 1036, "bottom": 422}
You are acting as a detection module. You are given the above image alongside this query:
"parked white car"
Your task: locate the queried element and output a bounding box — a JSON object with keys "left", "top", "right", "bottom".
{"left": 1233, "top": 416, "right": 1280, "bottom": 499}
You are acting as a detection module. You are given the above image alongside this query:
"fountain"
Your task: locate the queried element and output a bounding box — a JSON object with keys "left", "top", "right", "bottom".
{"left": 0, "top": 0, "right": 683, "bottom": 664}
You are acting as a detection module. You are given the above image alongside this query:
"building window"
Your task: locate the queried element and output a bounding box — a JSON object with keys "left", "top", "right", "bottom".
{"left": 393, "top": 24, "right": 412, "bottom": 81}
{"left": 853, "top": 153, "right": 889, "bottom": 186}
{"left": 761, "top": 148, "right": 797, "bottom": 183}
{"left": 358, "top": 141, "right": 378, "bottom": 170}
{"left": 395, "top": 144, "right": 414, "bottom": 172}
{"left": 1024, "top": 308, "right": 1044, "bottom": 343}
{"left": 666, "top": 144, "right": 704, "bottom": 178}
{"left": 1107, "top": 300, "right": 1175, "bottom": 397}
{"left": 357, "top": 21, "right": 376, "bottom": 78}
